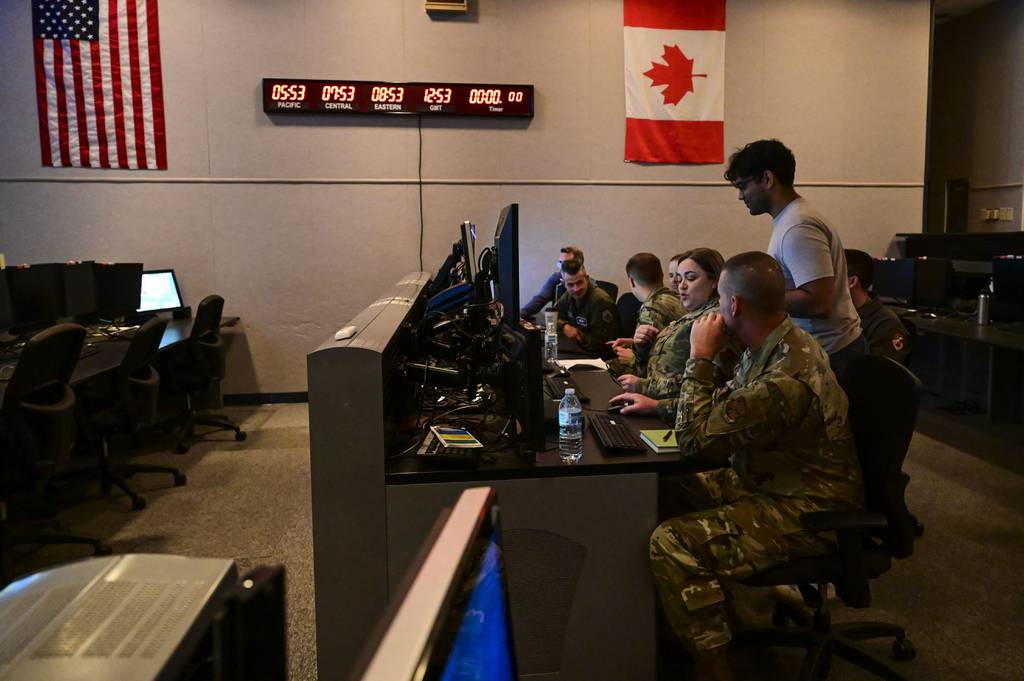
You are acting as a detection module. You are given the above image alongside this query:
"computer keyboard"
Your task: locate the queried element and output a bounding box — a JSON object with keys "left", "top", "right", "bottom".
{"left": 544, "top": 374, "right": 590, "bottom": 403}
{"left": 588, "top": 413, "right": 647, "bottom": 454}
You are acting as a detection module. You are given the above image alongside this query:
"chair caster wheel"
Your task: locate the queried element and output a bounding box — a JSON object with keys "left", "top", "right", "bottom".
{"left": 174, "top": 473, "right": 187, "bottom": 486}
{"left": 95, "top": 544, "right": 113, "bottom": 556}
{"left": 893, "top": 637, "right": 916, "bottom": 661}
{"left": 235, "top": 430, "right": 247, "bottom": 442}
{"left": 130, "top": 496, "right": 146, "bottom": 511}
{"left": 175, "top": 444, "right": 189, "bottom": 454}
{"left": 914, "top": 521, "right": 924, "bottom": 538}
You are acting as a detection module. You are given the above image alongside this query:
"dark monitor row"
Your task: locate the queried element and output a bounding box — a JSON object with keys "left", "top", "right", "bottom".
{"left": 0, "top": 263, "right": 183, "bottom": 332}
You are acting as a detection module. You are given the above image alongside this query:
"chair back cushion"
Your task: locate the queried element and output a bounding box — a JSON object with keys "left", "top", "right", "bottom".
{"left": 840, "top": 355, "right": 920, "bottom": 559}
{"left": 191, "top": 295, "right": 224, "bottom": 339}
{"left": 2, "top": 324, "right": 85, "bottom": 412}
{"left": 595, "top": 280, "right": 619, "bottom": 303}
{"left": 616, "top": 293, "right": 642, "bottom": 338}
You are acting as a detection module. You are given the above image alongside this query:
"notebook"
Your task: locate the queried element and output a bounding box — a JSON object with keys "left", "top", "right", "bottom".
{"left": 639, "top": 429, "right": 678, "bottom": 454}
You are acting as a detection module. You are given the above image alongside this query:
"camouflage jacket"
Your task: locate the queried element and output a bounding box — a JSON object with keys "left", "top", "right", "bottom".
{"left": 633, "top": 286, "right": 685, "bottom": 371}
{"left": 648, "top": 301, "right": 742, "bottom": 424}
{"left": 556, "top": 284, "right": 619, "bottom": 357}
{"left": 675, "top": 316, "right": 864, "bottom": 507}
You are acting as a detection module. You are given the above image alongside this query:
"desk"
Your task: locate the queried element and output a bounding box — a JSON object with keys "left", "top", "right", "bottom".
{"left": 1, "top": 316, "right": 239, "bottom": 399}
{"left": 906, "top": 315, "right": 1024, "bottom": 423}
{"left": 308, "top": 274, "right": 714, "bottom": 681}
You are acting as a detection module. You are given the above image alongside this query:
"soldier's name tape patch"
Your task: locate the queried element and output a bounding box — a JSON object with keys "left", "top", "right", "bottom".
{"left": 575, "top": 315, "right": 589, "bottom": 328}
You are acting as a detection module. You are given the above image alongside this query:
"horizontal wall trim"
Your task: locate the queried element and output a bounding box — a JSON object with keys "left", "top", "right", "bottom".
{"left": 970, "top": 182, "right": 1023, "bottom": 191}
{"left": 0, "top": 176, "right": 924, "bottom": 189}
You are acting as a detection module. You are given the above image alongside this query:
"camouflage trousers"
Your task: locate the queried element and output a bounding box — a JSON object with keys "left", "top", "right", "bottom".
{"left": 650, "top": 468, "right": 833, "bottom": 657}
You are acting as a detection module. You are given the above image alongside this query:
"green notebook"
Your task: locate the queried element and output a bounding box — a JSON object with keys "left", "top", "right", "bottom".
{"left": 639, "top": 429, "right": 678, "bottom": 454}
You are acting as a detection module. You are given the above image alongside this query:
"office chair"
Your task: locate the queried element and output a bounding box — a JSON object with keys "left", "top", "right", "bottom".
{"left": 594, "top": 279, "right": 619, "bottom": 303}
{"left": 64, "top": 318, "right": 187, "bottom": 511}
{"left": 616, "top": 292, "right": 642, "bottom": 338}
{"left": 733, "top": 355, "right": 920, "bottom": 680}
{"left": 169, "top": 295, "right": 246, "bottom": 454}
{"left": 0, "top": 323, "right": 110, "bottom": 583}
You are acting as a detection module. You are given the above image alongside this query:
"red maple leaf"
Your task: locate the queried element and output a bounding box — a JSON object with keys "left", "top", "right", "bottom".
{"left": 643, "top": 44, "right": 706, "bottom": 106}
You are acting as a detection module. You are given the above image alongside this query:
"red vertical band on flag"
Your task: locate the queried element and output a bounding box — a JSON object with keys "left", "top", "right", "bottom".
{"left": 33, "top": 39, "right": 53, "bottom": 167}
{"left": 624, "top": 0, "right": 725, "bottom": 30}
{"left": 69, "top": 41, "right": 91, "bottom": 167}
{"left": 625, "top": 119, "right": 724, "bottom": 164}
{"left": 52, "top": 40, "right": 72, "bottom": 167}
{"left": 126, "top": 0, "right": 148, "bottom": 168}
{"left": 109, "top": 0, "right": 129, "bottom": 168}
{"left": 90, "top": 41, "right": 110, "bottom": 168}
{"left": 147, "top": 0, "right": 167, "bottom": 169}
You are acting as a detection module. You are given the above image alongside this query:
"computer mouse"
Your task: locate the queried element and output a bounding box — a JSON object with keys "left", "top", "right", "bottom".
{"left": 335, "top": 325, "right": 358, "bottom": 341}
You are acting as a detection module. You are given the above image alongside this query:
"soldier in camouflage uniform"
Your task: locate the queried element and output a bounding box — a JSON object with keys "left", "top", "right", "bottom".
{"left": 555, "top": 258, "right": 619, "bottom": 358}
{"left": 644, "top": 252, "right": 864, "bottom": 680}
{"left": 615, "top": 250, "right": 742, "bottom": 425}
{"left": 845, "top": 249, "right": 911, "bottom": 365}
{"left": 608, "top": 253, "right": 684, "bottom": 375}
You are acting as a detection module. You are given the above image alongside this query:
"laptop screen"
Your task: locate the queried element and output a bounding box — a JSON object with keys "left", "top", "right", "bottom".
{"left": 138, "top": 270, "right": 183, "bottom": 312}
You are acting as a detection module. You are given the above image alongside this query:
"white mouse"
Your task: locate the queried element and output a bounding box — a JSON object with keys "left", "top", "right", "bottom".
{"left": 335, "top": 325, "right": 358, "bottom": 341}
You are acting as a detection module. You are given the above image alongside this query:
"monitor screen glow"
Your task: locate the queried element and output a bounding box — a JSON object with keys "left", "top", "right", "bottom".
{"left": 138, "top": 270, "right": 183, "bottom": 313}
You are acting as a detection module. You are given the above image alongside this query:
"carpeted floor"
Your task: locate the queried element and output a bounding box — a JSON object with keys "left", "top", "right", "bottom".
{"left": 9, "top": 400, "right": 1024, "bottom": 681}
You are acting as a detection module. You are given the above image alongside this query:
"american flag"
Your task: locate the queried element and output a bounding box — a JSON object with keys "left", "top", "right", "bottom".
{"left": 32, "top": 0, "right": 167, "bottom": 169}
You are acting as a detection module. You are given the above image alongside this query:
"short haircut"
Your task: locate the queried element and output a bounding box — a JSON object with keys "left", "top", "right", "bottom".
{"left": 561, "top": 258, "right": 584, "bottom": 277}
{"left": 721, "top": 251, "right": 786, "bottom": 316}
{"left": 679, "top": 247, "right": 725, "bottom": 283}
{"left": 560, "top": 246, "right": 584, "bottom": 264}
{"left": 724, "top": 139, "right": 796, "bottom": 187}
{"left": 669, "top": 251, "right": 692, "bottom": 267}
{"left": 844, "top": 249, "right": 875, "bottom": 289}
{"left": 625, "top": 252, "right": 663, "bottom": 287}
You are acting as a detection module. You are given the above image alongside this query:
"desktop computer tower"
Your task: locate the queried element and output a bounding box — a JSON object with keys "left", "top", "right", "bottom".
{"left": 992, "top": 256, "right": 1024, "bottom": 321}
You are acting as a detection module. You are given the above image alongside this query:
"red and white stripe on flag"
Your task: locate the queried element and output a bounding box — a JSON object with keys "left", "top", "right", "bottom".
{"left": 32, "top": 0, "right": 167, "bottom": 170}
{"left": 624, "top": 0, "right": 725, "bottom": 164}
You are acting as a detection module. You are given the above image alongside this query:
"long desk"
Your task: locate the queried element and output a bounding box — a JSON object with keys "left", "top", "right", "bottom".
{"left": 906, "top": 314, "right": 1024, "bottom": 423}
{"left": 308, "top": 274, "right": 715, "bottom": 681}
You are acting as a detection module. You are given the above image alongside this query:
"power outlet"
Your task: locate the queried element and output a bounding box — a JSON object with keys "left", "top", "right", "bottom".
{"left": 998, "top": 207, "right": 1014, "bottom": 221}
{"left": 981, "top": 208, "right": 999, "bottom": 221}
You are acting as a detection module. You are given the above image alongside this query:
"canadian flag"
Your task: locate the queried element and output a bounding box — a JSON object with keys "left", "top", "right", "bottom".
{"left": 624, "top": 0, "right": 726, "bottom": 164}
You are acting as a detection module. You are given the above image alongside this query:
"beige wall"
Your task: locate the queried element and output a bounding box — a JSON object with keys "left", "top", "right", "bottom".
{"left": 927, "top": 0, "right": 1024, "bottom": 233}
{"left": 0, "top": 0, "right": 930, "bottom": 393}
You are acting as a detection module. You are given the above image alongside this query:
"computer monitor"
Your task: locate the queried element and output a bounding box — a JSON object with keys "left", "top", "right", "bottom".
{"left": 138, "top": 269, "right": 184, "bottom": 313}
{"left": 6, "top": 263, "right": 63, "bottom": 330}
{"left": 498, "top": 320, "right": 545, "bottom": 454}
{"left": 460, "top": 221, "right": 478, "bottom": 286}
{"left": 0, "top": 272, "right": 14, "bottom": 332}
{"left": 61, "top": 261, "right": 98, "bottom": 318}
{"left": 94, "top": 262, "right": 143, "bottom": 319}
{"left": 351, "top": 487, "right": 518, "bottom": 681}
{"left": 492, "top": 204, "right": 520, "bottom": 324}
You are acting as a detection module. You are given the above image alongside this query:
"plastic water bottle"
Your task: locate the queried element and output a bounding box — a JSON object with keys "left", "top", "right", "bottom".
{"left": 558, "top": 388, "right": 583, "bottom": 463}
{"left": 544, "top": 309, "right": 559, "bottom": 365}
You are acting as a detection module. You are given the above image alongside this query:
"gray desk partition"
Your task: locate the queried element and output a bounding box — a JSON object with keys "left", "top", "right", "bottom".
{"left": 308, "top": 272, "right": 657, "bottom": 680}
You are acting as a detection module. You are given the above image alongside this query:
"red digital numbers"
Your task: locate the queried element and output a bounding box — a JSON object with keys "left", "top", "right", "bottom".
{"left": 271, "top": 83, "right": 306, "bottom": 101}
{"left": 321, "top": 85, "right": 355, "bottom": 102}
{"left": 371, "top": 86, "right": 405, "bottom": 103}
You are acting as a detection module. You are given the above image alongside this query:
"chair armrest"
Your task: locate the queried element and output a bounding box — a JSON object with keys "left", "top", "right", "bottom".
{"left": 801, "top": 510, "right": 888, "bottom": 533}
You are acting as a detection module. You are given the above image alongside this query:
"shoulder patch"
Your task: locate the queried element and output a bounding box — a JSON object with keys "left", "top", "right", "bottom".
{"left": 892, "top": 333, "right": 905, "bottom": 352}
{"left": 602, "top": 309, "right": 614, "bottom": 324}
{"left": 723, "top": 396, "right": 747, "bottom": 424}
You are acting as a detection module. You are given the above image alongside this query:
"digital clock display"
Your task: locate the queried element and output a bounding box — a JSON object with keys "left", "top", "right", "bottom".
{"left": 262, "top": 79, "right": 534, "bottom": 117}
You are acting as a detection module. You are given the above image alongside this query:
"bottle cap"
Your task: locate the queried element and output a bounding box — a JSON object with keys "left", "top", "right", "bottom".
{"left": 565, "top": 388, "right": 575, "bottom": 395}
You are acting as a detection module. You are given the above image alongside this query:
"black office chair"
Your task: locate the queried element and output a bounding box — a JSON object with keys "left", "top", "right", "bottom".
{"left": 595, "top": 280, "right": 619, "bottom": 303}
{"left": 0, "top": 324, "right": 110, "bottom": 583}
{"left": 169, "top": 295, "right": 246, "bottom": 454}
{"left": 65, "top": 318, "right": 187, "bottom": 511}
{"left": 733, "top": 355, "right": 920, "bottom": 680}
{"left": 616, "top": 292, "right": 642, "bottom": 338}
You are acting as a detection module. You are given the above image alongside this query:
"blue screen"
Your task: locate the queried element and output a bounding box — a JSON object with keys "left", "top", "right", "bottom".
{"left": 438, "top": 532, "right": 515, "bottom": 681}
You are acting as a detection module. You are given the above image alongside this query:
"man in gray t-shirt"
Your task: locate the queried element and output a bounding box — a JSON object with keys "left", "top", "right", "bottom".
{"left": 724, "top": 139, "right": 866, "bottom": 379}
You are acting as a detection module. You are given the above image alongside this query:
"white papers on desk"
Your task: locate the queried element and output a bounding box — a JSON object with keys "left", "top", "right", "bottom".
{"left": 555, "top": 358, "right": 608, "bottom": 371}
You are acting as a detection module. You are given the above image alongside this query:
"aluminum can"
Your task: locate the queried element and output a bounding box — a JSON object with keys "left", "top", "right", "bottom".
{"left": 977, "top": 292, "right": 991, "bottom": 325}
